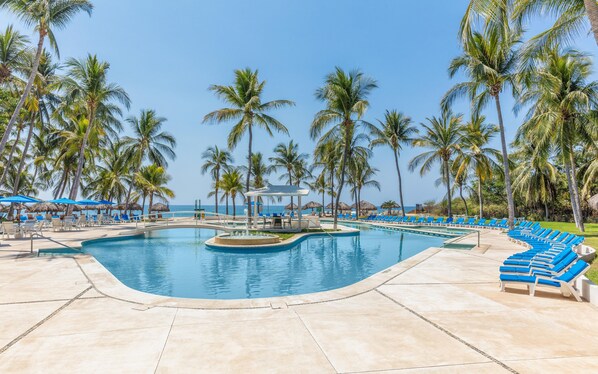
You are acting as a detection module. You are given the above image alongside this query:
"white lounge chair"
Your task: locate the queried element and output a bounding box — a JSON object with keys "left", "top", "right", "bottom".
{"left": 1, "top": 222, "right": 17, "bottom": 239}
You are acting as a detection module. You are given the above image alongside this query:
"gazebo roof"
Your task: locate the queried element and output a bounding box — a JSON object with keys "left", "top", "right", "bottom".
{"left": 246, "top": 184, "right": 309, "bottom": 197}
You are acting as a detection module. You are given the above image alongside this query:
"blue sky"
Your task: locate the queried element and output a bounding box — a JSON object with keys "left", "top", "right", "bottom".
{"left": 1, "top": 1, "right": 596, "bottom": 206}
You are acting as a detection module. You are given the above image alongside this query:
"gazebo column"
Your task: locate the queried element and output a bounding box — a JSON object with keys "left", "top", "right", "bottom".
{"left": 298, "top": 195, "right": 302, "bottom": 231}
{"left": 254, "top": 198, "right": 258, "bottom": 229}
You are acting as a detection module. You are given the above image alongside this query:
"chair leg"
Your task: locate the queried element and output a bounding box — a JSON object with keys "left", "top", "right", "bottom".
{"left": 499, "top": 282, "right": 505, "bottom": 292}
{"left": 529, "top": 284, "right": 536, "bottom": 296}
{"left": 565, "top": 284, "right": 583, "bottom": 302}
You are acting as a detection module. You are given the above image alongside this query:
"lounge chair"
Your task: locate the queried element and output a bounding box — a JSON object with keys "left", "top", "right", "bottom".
{"left": 51, "top": 218, "right": 63, "bottom": 232}
{"left": 500, "top": 260, "right": 589, "bottom": 301}
{"left": 433, "top": 217, "right": 444, "bottom": 225}
{"left": 1, "top": 222, "right": 17, "bottom": 239}
{"left": 500, "top": 249, "right": 578, "bottom": 275}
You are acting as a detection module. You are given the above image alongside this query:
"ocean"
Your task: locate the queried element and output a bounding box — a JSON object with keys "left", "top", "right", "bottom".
{"left": 163, "top": 204, "right": 416, "bottom": 216}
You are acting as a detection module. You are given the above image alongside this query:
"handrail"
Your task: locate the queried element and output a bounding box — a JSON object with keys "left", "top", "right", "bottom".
{"left": 30, "top": 233, "right": 81, "bottom": 254}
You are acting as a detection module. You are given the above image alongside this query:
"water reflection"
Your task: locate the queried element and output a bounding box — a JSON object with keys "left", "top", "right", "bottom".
{"left": 84, "top": 226, "right": 444, "bottom": 299}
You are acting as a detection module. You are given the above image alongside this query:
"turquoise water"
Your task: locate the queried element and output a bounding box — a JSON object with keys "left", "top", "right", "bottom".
{"left": 82, "top": 224, "right": 444, "bottom": 299}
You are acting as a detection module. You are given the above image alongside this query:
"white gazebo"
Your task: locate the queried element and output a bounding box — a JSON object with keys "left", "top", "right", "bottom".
{"left": 245, "top": 184, "right": 310, "bottom": 230}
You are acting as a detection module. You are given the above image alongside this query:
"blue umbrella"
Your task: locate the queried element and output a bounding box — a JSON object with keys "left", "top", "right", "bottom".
{"left": 0, "top": 195, "right": 39, "bottom": 203}
{"left": 98, "top": 199, "right": 115, "bottom": 205}
{"left": 48, "top": 197, "right": 78, "bottom": 205}
{"left": 77, "top": 199, "right": 100, "bottom": 206}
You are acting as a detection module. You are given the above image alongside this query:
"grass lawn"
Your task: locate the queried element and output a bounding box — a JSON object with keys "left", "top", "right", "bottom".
{"left": 539, "top": 221, "right": 598, "bottom": 284}
{"left": 257, "top": 228, "right": 340, "bottom": 242}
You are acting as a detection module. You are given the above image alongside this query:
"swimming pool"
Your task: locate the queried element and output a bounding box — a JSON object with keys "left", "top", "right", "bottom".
{"left": 82, "top": 225, "right": 446, "bottom": 299}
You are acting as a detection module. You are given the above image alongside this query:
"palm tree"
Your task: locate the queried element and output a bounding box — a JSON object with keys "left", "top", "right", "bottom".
{"left": 311, "top": 68, "right": 377, "bottom": 229}
{"left": 135, "top": 164, "right": 174, "bottom": 214}
{"left": 453, "top": 114, "right": 501, "bottom": 218}
{"left": 0, "top": 25, "right": 28, "bottom": 85}
{"left": 347, "top": 155, "right": 380, "bottom": 218}
{"left": 371, "top": 110, "right": 418, "bottom": 216}
{"left": 514, "top": 0, "right": 598, "bottom": 50}
{"left": 219, "top": 168, "right": 244, "bottom": 218}
{"left": 442, "top": 28, "right": 519, "bottom": 228}
{"left": 201, "top": 146, "right": 232, "bottom": 215}
{"left": 0, "top": 0, "right": 93, "bottom": 156}
{"left": 203, "top": 68, "right": 294, "bottom": 213}
{"left": 409, "top": 110, "right": 463, "bottom": 218}
{"left": 83, "top": 140, "right": 129, "bottom": 204}
{"left": 122, "top": 109, "right": 176, "bottom": 210}
{"left": 61, "top": 54, "right": 130, "bottom": 205}
{"left": 269, "top": 140, "right": 307, "bottom": 208}
{"left": 307, "top": 172, "right": 327, "bottom": 214}
{"left": 511, "top": 141, "right": 558, "bottom": 221}
{"left": 313, "top": 139, "right": 340, "bottom": 209}
{"left": 381, "top": 200, "right": 400, "bottom": 215}
{"left": 239, "top": 152, "right": 272, "bottom": 212}
{"left": 517, "top": 49, "right": 598, "bottom": 231}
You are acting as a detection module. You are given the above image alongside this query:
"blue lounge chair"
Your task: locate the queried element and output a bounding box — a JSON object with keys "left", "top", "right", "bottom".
{"left": 466, "top": 218, "right": 477, "bottom": 226}
{"left": 454, "top": 217, "right": 465, "bottom": 226}
{"left": 433, "top": 217, "right": 444, "bottom": 225}
{"left": 500, "top": 249, "right": 578, "bottom": 274}
{"left": 424, "top": 217, "right": 434, "bottom": 225}
{"left": 500, "top": 260, "right": 589, "bottom": 301}
{"left": 113, "top": 215, "right": 121, "bottom": 223}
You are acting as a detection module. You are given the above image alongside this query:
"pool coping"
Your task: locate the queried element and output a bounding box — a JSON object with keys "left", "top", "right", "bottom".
{"left": 44, "top": 223, "right": 461, "bottom": 310}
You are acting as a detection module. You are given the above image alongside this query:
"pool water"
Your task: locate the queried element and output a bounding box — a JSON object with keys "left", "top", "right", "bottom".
{"left": 82, "top": 225, "right": 446, "bottom": 299}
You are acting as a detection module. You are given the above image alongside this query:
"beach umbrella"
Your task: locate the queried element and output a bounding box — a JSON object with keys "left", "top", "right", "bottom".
{"left": 326, "top": 202, "right": 351, "bottom": 211}
{"left": 589, "top": 194, "right": 598, "bottom": 211}
{"left": 48, "top": 197, "right": 78, "bottom": 205}
{"left": 27, "top": 202, "right": 61, "bottom": 213}
{"left": 0, "top": 203, "right": 26, "bottom": 212}
{"left": 285, "top": 202, "right": 298, "bottom": 210}
{"left": 0, "top": 195, "right": 39, "bottom": 203}
{"left": 150, "top": 203, "right": 170, "bottom": 212}
{"left": 351, "top": 200, "right": 377, "bottom": 211}
{"left": 77, "top": 199, "right": 101, "bottom": 206}
{"left": 302, "top": 201, "right": 323, "bottom": 210}
{"left": 98, "top": 199, "right": 115, "bottom": 205}
{"left": 115, "top": 203, "right": 142, "bottom": 211}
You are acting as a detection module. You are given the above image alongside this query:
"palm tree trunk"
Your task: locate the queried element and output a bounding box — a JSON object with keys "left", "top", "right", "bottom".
{"left": 0, "top": 30, "right": 45, "bottom": 156}
{"left": 141, "top": 194, "right": 146, "bottom": 216}
{"left": 329, "top": 169, "right": 334, "bottom": 208}
{"left": 69, "top": 108, "right": 96, "bottom": 210}
{"left": 334, "top": 124, "right": 351, "bottom": 229}
{"left": 393, "top": 150, "right": 406, "bottom": 217}
{"left": 568, "top": 150, "right": 585, "bottom": 231}
{"left": 584, "top": 0, "right": 598, "bottom": 46}
{"left": 215, "top": 169, "right": 219, "bottom": 215}
{"left": 12, "top": 120, "right": 35, "bottom": 194}
{"left": 459, "top": 184, "right": 469, "bottom": 216}
{"left": 246, "top": 124, "right": 253, "bottom": 218}
{"left": 478, "top": 174, "right": 484, "bottom": 218}
{"left": 563, "top": 160, "right": 581, "bottom": 229}
{"left": 444, "top": 158, "right": 453, "bottom": 218}
{"left": 288, "top": 173, "right": 294, "bottom": 213}
{"left": 148, "top": 193, "right": 154, "bottom": 216}
{"left": 494, "top": 94, "right": 515, "bottom": 229}
{"left": 0, "top": 122, "right": 23, "bottom": 186}
{"left": 124, "top": 153, "right": 144, "bottom": 214}
{"left": 225, "top": 193, "right": 229, "bottom": 216}
{"left": 232, "top": 193, "right": 236, "bottom": 218}
{"left": 544, "top": 201, "right": 549, "bottom": 221}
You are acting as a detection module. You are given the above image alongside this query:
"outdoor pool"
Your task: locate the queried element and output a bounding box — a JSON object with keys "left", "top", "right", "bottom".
{"left": 82, "top": 225, "right": 447, "bottom": 299}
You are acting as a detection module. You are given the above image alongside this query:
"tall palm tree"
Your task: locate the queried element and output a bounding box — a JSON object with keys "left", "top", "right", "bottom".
{"left": 371, "top": 110, "right": 418, "bottom": 216}
{"left": 313, "top": 139, "right": 340, "bottom": 209}
{"left": 511, "top": 141, "right": 558, "bottom": 220}
{"left": 201, "top": 146, "right": 232, "bottom": 215}
{"left": 442, "top": 28, "right": 519, "bottom": 228}
{"left": 0, "top": 25, "right": 28, "bottom": 85}
{"left": 514, "top": 0, "right": 598, "bottom": 50}
{"left": 311, "top": 67, "right": 377, "bottom": 229}
{"left": 0, "top": 0, "right": 93, "bottom": 156}
{"left": 219, "top": 168, "right": 244, "bottom": 218}
{"left": 517, "top": 49, "right": 598, "bottom": 231}
{"left": 122, "top": 109, "right": 176, "bottom": 210}
{"left": 409, "top": 110, "right": 463, "bottom": 218}
{"left": 135, "top": 164, "right": 174, "bottom": 214}
{"left": 83, "top": 140, "right": 129, "bottom": 204}
{"left": 61, "top": 54, "right": 130, "bottom": 205}
{"left": 453, "top": 114, "right": 501, "bottom": 218}
{"left": 203, "top": 68, "right": 294, "bottom": 213}
{"left": 347, "top": 155, "right": 380, "bottom": 218}
{"left": 307, "top": 172, "right": 327, "bottom": 214}
{"left": 269, "top": 140, "right": 307, "bottom": 208}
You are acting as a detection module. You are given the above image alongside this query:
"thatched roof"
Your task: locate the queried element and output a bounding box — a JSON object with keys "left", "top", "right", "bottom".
{"left": 326, "top": 202, "right": 351, "bottom": 210}
{"left": 27, "top": 202, "right": 61, "bottom": 213}
{"left": 351, "top": 200, "right": 377, "bottom": 211}
{"left": 150, "top": 203, "right": 170, "bottom": 212}
{"left": 115, "top": 203, "right": 143, "bottom": 211}
{"left": 302, "top": 201, "right": 323, "bottom": 210}
{"left": 589, "top": 194, "right": 598, "bottom": 211}
{"left": 284, "top": 202, "right": 298, "bottom": 210}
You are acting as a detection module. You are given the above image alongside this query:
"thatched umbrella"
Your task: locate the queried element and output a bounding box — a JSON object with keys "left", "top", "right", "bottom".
{"left": 150, "top": 203, "right": 170, "bottom": 212}
{"left": 27, "top": 202, "right": 61, "bottom": 213}
{"left": 352, "top": 200, "right": 377, "bottom": 211}
{"left": 284, "top": 202, "right": 298, "bottom": 210}
{"left": 1, "top": 203, "right": 26, "bottom": 213}
{"left": 589, "top": 194, "right": 598, "bottom": 211}
{"left": 115, "top": 203, "right": 143, "bottom": 211}
{"left": 326, "top": 202, "right": 351, "bottom": 211}
{"left": 302, "top": 201, "right": 323, "bottom": 211}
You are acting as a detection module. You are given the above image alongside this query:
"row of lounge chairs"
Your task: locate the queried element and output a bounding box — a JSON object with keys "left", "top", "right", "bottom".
{"left": 499, "top": 223, "right": 588, "bottom": 301}
{"left": 363, "top": 215, "right": 510, "bottom": 229}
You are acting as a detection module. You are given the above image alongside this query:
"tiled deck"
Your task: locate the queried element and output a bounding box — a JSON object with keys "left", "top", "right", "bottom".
{"left": 0, "top": 225, "right": 597, "bottom": 373}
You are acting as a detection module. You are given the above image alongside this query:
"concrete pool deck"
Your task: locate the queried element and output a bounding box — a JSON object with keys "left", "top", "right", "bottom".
{"left": 0, "top": 224, "right": 597, "bottom": 373}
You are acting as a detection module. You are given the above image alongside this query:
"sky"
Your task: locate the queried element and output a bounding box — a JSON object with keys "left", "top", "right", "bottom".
{"left": 1, "top": 0, "right": 596, "bottom": 206}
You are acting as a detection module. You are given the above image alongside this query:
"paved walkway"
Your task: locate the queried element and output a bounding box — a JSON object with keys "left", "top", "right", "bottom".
{"left": 0, "top": 225, "right": 597, "bottom": 373}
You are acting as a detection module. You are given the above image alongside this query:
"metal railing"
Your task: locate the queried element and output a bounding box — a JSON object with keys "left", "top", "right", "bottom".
{"left": 30, "top": 233, "right": 81, "bottom": 254}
